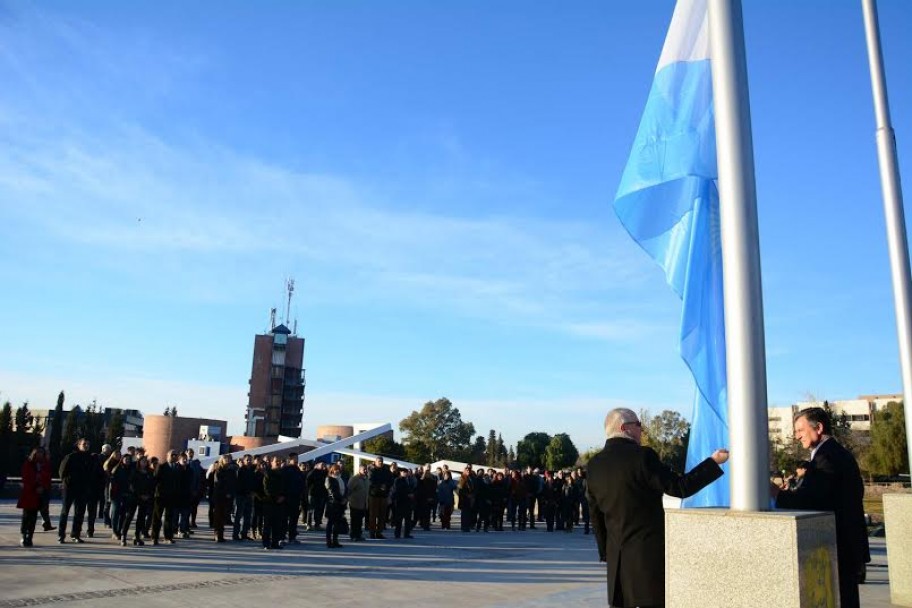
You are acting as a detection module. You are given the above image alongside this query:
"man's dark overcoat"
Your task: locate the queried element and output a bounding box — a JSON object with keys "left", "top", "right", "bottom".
{"left": 586, "top": 437, "right": 723, "bottom": 608}
{"left": 775, "top": 437, "right": 869, "bottom": 608}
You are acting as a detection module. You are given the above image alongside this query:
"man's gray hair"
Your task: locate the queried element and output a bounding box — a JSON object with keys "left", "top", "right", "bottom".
{"left": 604, "top": 408, "right": 639, "bottom": 440}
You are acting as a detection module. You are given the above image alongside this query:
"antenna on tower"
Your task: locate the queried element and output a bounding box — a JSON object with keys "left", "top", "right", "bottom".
{"left": 269, "top": 307, "right": 276, "bottom": 331}
{"left": 293, "top": 318, "right": 298, "bottom": 335}
{"left": 285, "top": 277, "right": 295, "bottom": 325}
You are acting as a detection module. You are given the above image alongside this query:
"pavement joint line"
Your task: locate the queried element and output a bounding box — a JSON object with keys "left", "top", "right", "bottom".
{"left": 0, "top": 574, "right": 294, "bottom": 607}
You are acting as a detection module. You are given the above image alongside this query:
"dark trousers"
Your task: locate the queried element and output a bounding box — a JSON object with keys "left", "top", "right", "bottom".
{"left": 284, "top": 500, "right": 300, "bottom": 541}
{"left": 838, "top": 562, "right": 861, "bottom": 608}
{"left": 325, "top": 503, "right": 343, "bottom": 544}
{"left": 262, "top": 502, "right": 283, "bottom": 548}
{"left": 310, "top": 494, "right": 326, "bottom": 528}
{"left": 58, "top": 488, "right": 87, "bottom": 540}
{"left": 233, "top": 494, "right": 252, "bottom": 539}
{"left": 460, "top": 505, "right": 474, "bottom": 532}
{"left": 368, "top": 496, "right": 387, "bottom": 535}
{"left": 393, "top": 503, "right": 413, "bottom": 538}
{"left": 253, "top": 499, "right": 264, "bottom": 537}
{"left": 439, "top": 504, "right": 454, "bottom": 529}
{"left": 122, "top": 498, "right": 150, "bottom": 539}
{"left": 350, "top": 507, "right": 366, "bottom": 539}
{"left": 20, "top": 509, "right": 38, "bottom": 539}
{"left": 40, "top": 494, "right": 52, "bottom": 529}
{"left": 152, "top": 499, "right": 175, "bottom": 541}
{"left": 212, "top": 498, "right": 231, "bottom": 540}
{"left": 492, "top": 502, "right": 505, "bottom": 531}
{"left": 416, "top": 500, "right": 432, "bottom": 530}
{"left": 86, "top": 493, "right": 102, "bottom": 534}
{"left": 527, "top": 498, "right": 537, "bottom": 527}
{"left": 475, "top": 502, "right": 491, "bottom": 531}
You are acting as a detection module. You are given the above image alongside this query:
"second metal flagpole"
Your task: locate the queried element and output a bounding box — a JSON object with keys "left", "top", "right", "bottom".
{"left": 708, "top": 0, "right": 771, "bottom": 511}
{"left": 862, "top": 0, "right": 912, "bottom": 475}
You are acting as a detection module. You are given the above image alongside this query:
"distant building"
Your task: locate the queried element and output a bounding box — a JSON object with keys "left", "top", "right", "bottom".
{"left": 143, "top": 414, "right": 228, "bottom": 461}
{"left": 768, "top": 393, "right": 903, "bottom": 444}
{"left": 31, "top": 406, "right": 144, "bottom": 446}
{"left": 244, "top": 323, "right": 306, "bottom": 439}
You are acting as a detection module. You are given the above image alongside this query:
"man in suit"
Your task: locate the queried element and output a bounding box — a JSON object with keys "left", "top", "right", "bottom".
{"left": 587, "top": 407, "right": 729, "bottom": 608}
{"left": 773, "top": 407, "right": 869, "bottom": 608}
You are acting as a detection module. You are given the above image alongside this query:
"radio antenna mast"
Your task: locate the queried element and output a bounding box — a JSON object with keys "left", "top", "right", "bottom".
{"left": 285, "top": 277, "right": 295, "bottom": 325}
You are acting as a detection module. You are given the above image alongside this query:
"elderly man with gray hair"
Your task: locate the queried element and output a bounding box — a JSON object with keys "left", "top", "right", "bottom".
{"left": 587, "top": 407, "right": 729, "bottom": 608}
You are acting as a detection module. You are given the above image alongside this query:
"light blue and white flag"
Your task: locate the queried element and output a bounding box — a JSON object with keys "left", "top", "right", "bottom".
{"left": 614, "top": 0, "right": 729, "bottom": 507}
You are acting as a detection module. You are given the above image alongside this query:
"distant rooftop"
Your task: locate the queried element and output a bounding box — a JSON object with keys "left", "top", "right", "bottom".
{"left": 271, "top": 324, "right": 291, "bottom": 335}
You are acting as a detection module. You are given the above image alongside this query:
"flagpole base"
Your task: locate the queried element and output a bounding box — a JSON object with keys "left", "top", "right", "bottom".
{"left": 665, "top": 509, "right": 838, "bottom": 607}
{"left": 885, "top": 493, "right": 912, "bottom": 606}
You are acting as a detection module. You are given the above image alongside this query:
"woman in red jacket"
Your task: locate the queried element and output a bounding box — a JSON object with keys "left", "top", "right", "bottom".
{"left": 18, "top": 447, "right": 52, "bottom": 547}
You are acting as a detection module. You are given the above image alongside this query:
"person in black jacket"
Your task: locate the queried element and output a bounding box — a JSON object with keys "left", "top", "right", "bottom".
{"left": 367, "top": 457, "right": 392, "bottom": 539}
{"left": 281, "top": 453, "right": 304, "bottom": 544}
{"left": 121, "top": 456, "right": 154, "bottom": 546}
{"left": 391, "top": 468, "right": 415, "bottom": 539}
{"left": 324, "top": 463, "right": 347, "bottom": 548}
{"left": 559, "top": 474, "right": 579, "bottom": 533}
{"left": 110, "top": 454, "right": 133, "bottom": 542}
{"left": 306, "top": 462, "right": 328, "bottom": 531}
{"left": 587, "top": 407, "right": 728, "bottom": 608}
{"left": 773, "top": 407, "right": 870, "bottom": 608}
{"left": 211, "top": 455, "right": 237, "bottom": 543}
{"left": 58, "top": 439, "right": 93, "bottom": 544}
{"left": 233, "top": 454, "right": 256, "bottom": 541}
{"left": 175, "top": 453, "right": 194, "bottom": 538}
{"left": 152, "top": 450, "right": 180, "bottom": 545}
{"left": 262, "top": 456, "right": 286, "bottom": 550}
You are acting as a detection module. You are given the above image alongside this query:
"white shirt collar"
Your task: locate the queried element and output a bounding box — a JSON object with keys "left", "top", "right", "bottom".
{"left": 810, "top": 435, "right": 831, "bottom": 460}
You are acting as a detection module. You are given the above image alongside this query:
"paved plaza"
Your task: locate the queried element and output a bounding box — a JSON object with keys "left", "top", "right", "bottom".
{"left": 0, "top": 500, "right": 898, "bottom": 607}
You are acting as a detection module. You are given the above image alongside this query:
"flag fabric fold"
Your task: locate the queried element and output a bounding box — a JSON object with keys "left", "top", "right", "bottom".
{"left": 614, "top": 0, "right": 729, "bottom": 507}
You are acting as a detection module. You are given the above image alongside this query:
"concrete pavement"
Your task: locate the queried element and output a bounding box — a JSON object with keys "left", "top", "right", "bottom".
{"left": 0, "top": 500, "right": 897, "bottom": 607}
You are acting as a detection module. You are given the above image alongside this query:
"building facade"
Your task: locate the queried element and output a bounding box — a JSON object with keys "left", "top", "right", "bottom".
{"left": 768, "top": 393, "right": 903, "bottom": 444}
{"left": 244, "top": 323, "right": 306, "bottom": 439}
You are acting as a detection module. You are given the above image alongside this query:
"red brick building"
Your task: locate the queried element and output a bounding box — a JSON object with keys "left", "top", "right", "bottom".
{"left": 244, "top": 323, "right": 306, "bottom": 438}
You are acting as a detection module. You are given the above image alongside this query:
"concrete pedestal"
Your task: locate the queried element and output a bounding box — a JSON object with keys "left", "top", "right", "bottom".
{"left": 884, "top": 493, "right": 912, "bottom": 606}
{"left": 665, "top": 509, "right": 838, "bottom": 608}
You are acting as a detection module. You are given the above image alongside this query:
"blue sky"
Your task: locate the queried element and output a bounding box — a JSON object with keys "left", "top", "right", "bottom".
{"left": 1, "top": 1, "right": 910, "bottom": 452}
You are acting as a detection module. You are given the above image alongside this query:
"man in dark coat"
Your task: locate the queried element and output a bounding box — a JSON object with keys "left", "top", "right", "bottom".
{"left": 281, "top": 453, "right": 304, "bottom": 543}
{"left": 58, "top": 439, "right": 94, "bottom": 543}
{"left": 774, "top": 407, "right": 869, "bottom": 608}
{"left": 587, "top": 407, "right": 728, "bottom": 608}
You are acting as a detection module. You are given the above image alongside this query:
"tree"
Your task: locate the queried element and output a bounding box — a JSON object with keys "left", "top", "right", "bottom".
{"left": 12, "top": 402, "right": 42, "bottom": 473}
{"left": 470, "top": 435, "right": 487, "bottom": 464}
{"left": 507, "top": 445, "right": 516, "bottom": 466}
{"left": 515, "top": 432, "right": 551, "bottom": 469}
{"left": 576, "top": 447, "right": 602, "bottom": 467}
{"left": 496, "top": 433, "right": 507, "bottom": 466}
{"left": 48, "top": 391, "right": 65, "bottom": 469}
{"left": 0, "top": 402, "right": 12, "bottom": 477}
{"left": 399, "top": 398, "right": 475, "bottom": 462}
{"left": 106, "top": 409, "right": 125, "bottom": 448}
{"left": 362, "top": 435, "right": 406, "bottom": 461}
{"left": 544, "top": 433, "right": 580, "bottom": 470}
{"left": 62, "top": 407, "right": 79, "bottom": 453}
{"left": 866, "top": 401, "right": 908, "bottom": 477}
{"left": 163, "top": 406, "right": 171, "bottom": 416}
{"left": 640, "top": 409, "right": 691, "bottom": 473}
{"left": 485, "top": 429, "right": 498, "bottom": 466}
{"left": 769, "top": 437, "right": 803, "bottom": 477}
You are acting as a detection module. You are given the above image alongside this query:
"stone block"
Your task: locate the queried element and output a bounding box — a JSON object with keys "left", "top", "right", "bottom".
{"left": 666, "top": 509, "right": 838, "bottom": 608}
{"left": 884, "top": 493, "right": 912, "bottom": 606}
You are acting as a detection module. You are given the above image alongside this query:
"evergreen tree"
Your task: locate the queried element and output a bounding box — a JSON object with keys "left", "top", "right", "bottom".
{"left": 61, "top": 407, "right": 79, "bottom": 454}
{"left": 48, "top": 391, "right": 65, "bottom": 469}
{"left": 0, "top": 402, "right": 13, "bottom": 476}
{"left": 507, "top": 445, "right": 516, "bottom": 466}
{"left": 867, "top": 401, "right": 909, "bottom": 477}
{"left": 516, "top": 432, "right": 552, "bottom": 469}
{"left": 471, "top": 435, "right": 487, "bottom": 464}
{"left": 496, "top": 433, "right": 507, "bottom": 466}
{"left": 544, "top": 433, "right": 580, "bottom": 471}
{"left": 486, "top": 429, "right": 498, "bottom": 465}
{"left": 106, "top": 409, "right": 125, "bottom": 448}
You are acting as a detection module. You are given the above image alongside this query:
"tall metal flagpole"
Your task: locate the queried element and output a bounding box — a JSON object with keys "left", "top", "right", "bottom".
{"left": 862, "top": 0, "right": 912, "bottom": 475}
{"left": 708, "top": 0, "right": 771, "bottom": 511}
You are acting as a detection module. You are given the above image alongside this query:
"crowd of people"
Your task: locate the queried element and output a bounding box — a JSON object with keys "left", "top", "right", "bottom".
{"left": 16, "top": 442, "right": 591, "bottom": 551}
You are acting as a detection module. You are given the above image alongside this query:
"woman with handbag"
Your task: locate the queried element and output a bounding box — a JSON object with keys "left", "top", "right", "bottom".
{"left": 324, "top": 463, "right": 347, "bottom": 549}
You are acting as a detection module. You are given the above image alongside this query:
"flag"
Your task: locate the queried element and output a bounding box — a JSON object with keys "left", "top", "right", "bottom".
{"left": 614, "top": 0, "right": 729, "bottom": 507}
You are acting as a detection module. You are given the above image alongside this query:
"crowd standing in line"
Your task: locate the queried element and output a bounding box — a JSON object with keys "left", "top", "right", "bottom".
{"left": 17, "top": 444, "right": 592, "bottom": 551}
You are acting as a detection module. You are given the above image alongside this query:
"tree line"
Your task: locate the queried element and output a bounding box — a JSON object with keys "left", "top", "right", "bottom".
{"left": 360, "top": 397, "right": 696, "bottom": 472}
{"left": 0, "top": 390, "right": 126, "bottom": 478}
